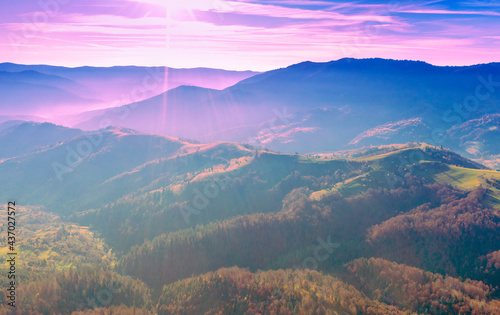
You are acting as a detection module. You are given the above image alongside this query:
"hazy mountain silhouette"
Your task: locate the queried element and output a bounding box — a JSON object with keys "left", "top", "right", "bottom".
{"left": 0, "top": 63, "right": 259, "bottom": 119}
{"left": 73, "top": 58, "right": 500, "bottom": 167}
{"left": 0, "top": 122, "right": 82, "bottom": 159}
{"left": 0, "top": 70, "right": 98, "bottom": 116}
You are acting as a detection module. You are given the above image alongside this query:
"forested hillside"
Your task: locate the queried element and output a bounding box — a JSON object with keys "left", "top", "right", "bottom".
{"left": 1, "top": 126, "right": 499, "bottom": 313}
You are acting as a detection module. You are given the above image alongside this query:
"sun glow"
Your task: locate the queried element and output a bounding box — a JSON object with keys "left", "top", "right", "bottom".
{"left": 132, "top": 0, "right": 234, "bottom": 16}
{"left": 1, "top": 0, "right": 498, "bottom": 70}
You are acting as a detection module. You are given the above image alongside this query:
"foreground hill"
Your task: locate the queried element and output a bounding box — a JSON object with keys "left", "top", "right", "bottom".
{"left": 157, "top": 267, "right": 403, "bottom": 314}
{"left": 157, "top": 263, "right": 500, "bottom": 315}
{"left": 1, "top": 124, "right": 500, "bottom": 313}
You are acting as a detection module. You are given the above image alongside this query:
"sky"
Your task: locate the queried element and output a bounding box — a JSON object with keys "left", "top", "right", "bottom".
{"left": 0, "top": 0, "right": 499, "bottom": 71}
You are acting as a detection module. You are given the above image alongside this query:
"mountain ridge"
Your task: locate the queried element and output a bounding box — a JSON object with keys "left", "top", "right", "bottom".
{"left": 0, "top": 63, "right": 260, "bottom": 119}
{"left": 1, "top": 120, "right": 499, "bottom": 313}
{"left": 70, "top": 58, "right": 499, "bottom": 171}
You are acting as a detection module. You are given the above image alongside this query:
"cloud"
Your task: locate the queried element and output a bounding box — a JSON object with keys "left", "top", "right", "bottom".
{"left": 0, "top": 0, "right": 499, "bottom": 70}
{"left": 398, "top": 9, "right": 500, "bottom": 16}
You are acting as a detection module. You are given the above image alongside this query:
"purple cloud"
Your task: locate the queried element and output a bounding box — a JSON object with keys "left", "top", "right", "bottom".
{"left": 0, "top": 0, "right": 498, "bottom": 70}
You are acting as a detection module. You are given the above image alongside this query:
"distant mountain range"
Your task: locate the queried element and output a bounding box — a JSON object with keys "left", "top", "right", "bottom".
{"left": 1, "top": 58, "right": 498, "bottom": 169}
{"left": 68, "top": 58, "right": 500, "bottom": 168}
{"left": 0, "top": 121, "right": 81, "bottom": 159}
{"left": 0, "top": 62, "right": 259, "bottom": 120}
{"left": 1, "top": 58, "right": 499, "bottom": 314}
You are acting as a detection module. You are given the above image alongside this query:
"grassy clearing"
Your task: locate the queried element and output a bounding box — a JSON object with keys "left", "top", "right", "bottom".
{"left": 0, "top": 206, "right": 114, "bottom": 281}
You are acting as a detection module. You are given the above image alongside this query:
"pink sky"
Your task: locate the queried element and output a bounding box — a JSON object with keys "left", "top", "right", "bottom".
{"left": 1, "top": 0, "right": 499, "bottom": 71}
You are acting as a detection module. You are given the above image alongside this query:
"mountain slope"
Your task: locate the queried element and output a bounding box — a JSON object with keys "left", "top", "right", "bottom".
{"left": 0, "top": 63, "right": 259, "bottom": 121}
{"left": 157, "top": 267, "right": 403, "bottom": 314}
{"left": 0, "top": 122, "right": 82, "bottom": 159}
{"left": 1, "top": 123, "right": 499, "bottom": 313}
{"left": 73, "top": 58, "right": 500, "bottom": 168}
{"left": 0, "top": 70, "right": 98, "bottom": 116}
{"left": 0, "top": 124, "right": 253, "bottom": 212}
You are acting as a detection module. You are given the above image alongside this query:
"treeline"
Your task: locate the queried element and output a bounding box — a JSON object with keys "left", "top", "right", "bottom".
{"left": 157, "top": 259, "right": 500, "bottom": 314}
{"left": 74, "top": 155, "right": 364, "bottom": 252}
{"left": 0, "top": 268, "right": 152, "bottom": 315}
{"left": 119, "top": 181, "right": 457, "bottom": 290}
{"left": 475, "top": 249, "right": 500, "bottom": 297}
{"left": 4, "top": 260, "right": 499, "bottom": 314}
{"left": 346, "top": 257, "right": 500, "bottom": 314}
{"left": 157, "top": 267, "right": 403, "bottom": 314}
{"left": 0, "top": 207, "right": 115, "bottom": 285}
{"left": 71, "top": 306, "right": 152, "bottom": 315}
{"left": 368, "top": 187, "right": 500, "bottom": 278}
{"left": 0, "top": 147, "right": 497, "bottom": 313}
{"left": 373, "top": 146, "right": 485, "bottom": 171}
{"left": 73, "top": 146, "right": 471, "bottom": 255}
